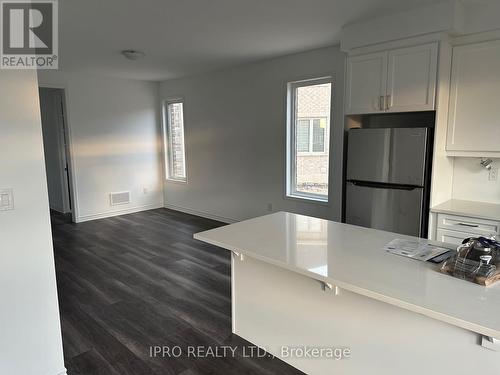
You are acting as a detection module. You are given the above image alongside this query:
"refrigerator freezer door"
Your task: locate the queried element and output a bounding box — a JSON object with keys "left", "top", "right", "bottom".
{"left": 345, "top": 182, "right": 424, "bottom": 237}
{"left": 346, "top": 128, "right": 428, "bottom": 186}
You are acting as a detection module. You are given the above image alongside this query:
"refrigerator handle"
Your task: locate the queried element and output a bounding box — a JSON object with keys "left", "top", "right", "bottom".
{"left": 379, "top": 96, "right": 385, "bottom": 111}
{"left": 348, "top": 180, "right": 419, "bottom": 191}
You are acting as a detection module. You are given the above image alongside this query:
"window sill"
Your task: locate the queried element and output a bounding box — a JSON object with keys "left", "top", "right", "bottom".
{"left": 297, "top": 152, "right": 328, "bottom": 156}
{"left": 285, "top": 193, "right": 329, "bottom": 205}
{"left": 166, "top": 178, "right": 187, "bottom": 184}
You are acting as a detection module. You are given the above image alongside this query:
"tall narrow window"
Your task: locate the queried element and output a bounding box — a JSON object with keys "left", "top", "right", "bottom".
{"left": 286, "top": 78, "right": 332, "bottom": 201}
{"left": 164, "top": 100, "right": 187, "bottom": 182}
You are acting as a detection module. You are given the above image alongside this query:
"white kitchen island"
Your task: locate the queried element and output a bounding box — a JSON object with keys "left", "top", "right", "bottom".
{"left": 194, "top": 212, "right": 500, "bottom": 375}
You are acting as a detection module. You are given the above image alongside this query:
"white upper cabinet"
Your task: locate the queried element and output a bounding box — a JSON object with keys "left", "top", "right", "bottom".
{"left": 387, "top": 44, "right": 438, "bottom": 112}
{"left": 345, "top": 52, "right": 387, "bottom": 114}
{"left": 446, "top": 40, "right": 500, "bottom": 154}
{"left": 345, "top": 43, "right": 438, "bottom": 115}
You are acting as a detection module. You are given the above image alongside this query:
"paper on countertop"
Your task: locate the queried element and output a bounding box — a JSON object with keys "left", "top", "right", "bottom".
{"left": 384, "top": 239, "right": 451, "bottom": 261}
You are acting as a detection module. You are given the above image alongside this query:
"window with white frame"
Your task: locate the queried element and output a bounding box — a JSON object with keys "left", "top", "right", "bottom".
{"left": 286, "top": 78, "right": 332, "bottom": 201}
{"left": 164, "top": 100, "right": 187, "bottom": 182}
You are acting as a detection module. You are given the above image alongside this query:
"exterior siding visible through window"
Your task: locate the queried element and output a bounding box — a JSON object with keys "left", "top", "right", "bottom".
{"left": 286, "top": 78, "right": 332, "bottom": 201}
{"left": 164, "top": 101, "right": 187, "bottom": 182}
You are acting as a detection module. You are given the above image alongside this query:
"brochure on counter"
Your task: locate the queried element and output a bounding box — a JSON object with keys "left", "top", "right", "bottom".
{"left": 384, "top": 238, "right": 452, "bottom": 262}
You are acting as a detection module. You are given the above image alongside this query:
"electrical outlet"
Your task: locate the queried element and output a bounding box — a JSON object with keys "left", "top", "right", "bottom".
{"left": 267, "top": 203, "right": 273, "bottom": 212}
{"left": 489, "top": 168, "right": 498, "bottom": 181}
{"left": 0, "top": 188, "right": 14, "bottom": 211}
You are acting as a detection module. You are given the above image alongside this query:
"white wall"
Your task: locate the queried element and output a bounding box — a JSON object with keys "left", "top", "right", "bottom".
{"left": 340, "top": 1, "right": 462, "bottom": 50}
{"left": 452, "top": 157, "right": 500, "bottom": 204}
{"left": 39, "top": 88, "right": 69, "bottom": 213}
{"left": 159, "top": 46, "right": 345, "bottom": 223}
{"left": 37, "top": 71, "right": 163, "bottom": 222}
{"left": 341, "top": 0, "right": 500, "bottom": 51}
{"left": 464, "top": 1, "right": 500, "bottom": 35}
{"left": 449, "top": 1, "right": 500, "bottom": 207}
{"left": 0, "top": 71, "right": 66, "bottom": 375}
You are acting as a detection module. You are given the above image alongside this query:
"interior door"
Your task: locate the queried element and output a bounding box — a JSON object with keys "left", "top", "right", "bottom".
{"left": 386, "top": 43, "right": 438, "bottom": 112}
{"left": 39, "top": 88, "right": 72, "bottom": 214}
{"left": 345, "top": 52, "right": 387, "bottom": 114}
{"left": 345, "top": 182, "right": 424, "bottom": 237}
{"left": 55, "top": 90, "right": 72, "bottom": 212}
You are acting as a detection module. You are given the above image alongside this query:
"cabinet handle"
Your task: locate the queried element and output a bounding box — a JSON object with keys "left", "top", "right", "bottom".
{"left": 379, "top": 96, "right": 385, "bottom": 111}
{"left": 386, "top": 95, "right": 391, "bottom": 110}
{"left": 457, "top": 223, "right": 479, "bottom": 228}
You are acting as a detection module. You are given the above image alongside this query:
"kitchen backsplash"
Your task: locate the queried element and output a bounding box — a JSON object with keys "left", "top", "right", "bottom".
{"left": 452, "top": 157, "right": 500, "bottom": 204}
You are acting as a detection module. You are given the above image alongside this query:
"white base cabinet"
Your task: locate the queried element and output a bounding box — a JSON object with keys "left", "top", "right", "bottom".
{"left": 434, "top": 213, "right": 499, "bottom": 246}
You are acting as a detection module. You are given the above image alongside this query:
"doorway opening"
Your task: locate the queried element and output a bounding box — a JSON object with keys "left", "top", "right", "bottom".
{"left": 39, "top": 87, "right": 75, "bottom": 222}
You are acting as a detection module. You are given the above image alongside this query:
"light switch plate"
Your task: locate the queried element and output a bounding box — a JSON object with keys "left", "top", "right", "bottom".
{"left": 0, "top": 188, "right": 14, "bottom": 211}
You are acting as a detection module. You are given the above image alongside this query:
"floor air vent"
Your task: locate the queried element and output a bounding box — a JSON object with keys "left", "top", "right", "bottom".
{"left": 110, "top": 191, "right": 131, "bottom": 206}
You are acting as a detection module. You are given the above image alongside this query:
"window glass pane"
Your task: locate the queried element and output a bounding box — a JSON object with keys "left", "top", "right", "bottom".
{"left": 297, "top": 119, "right": 310, "bottom": 152}
{"left": 166, "top": 102, "right": 186, "bottom": 180}
{"left": 312, "top": 119, "right": 325, "bottom": 152}
{"left": 293, "top": 82, "right": 331, "bottom": 198}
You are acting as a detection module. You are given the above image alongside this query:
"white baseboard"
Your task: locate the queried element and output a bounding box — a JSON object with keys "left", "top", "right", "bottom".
{"left": 44, "top": 368, "right": 66, "bottom": 375}
{"left": 164, "top": 203, "right": 238, "bottom": 224}
{"left": 76, "top": 203, "right": 164, "bottom": 223}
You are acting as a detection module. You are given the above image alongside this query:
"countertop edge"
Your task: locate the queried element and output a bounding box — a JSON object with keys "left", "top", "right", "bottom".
{"left": 431, "top": 200, "right": 500, "bottom": 222}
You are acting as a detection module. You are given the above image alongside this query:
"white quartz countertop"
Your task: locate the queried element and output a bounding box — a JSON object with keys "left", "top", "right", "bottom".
{"left": 194, "top": 212, "right": 500, "bottom": 339}
{"left": 431, "top": 199, "right": 500, "bottom": 222}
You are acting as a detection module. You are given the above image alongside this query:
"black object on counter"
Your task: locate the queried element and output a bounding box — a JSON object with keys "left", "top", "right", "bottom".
{"left": 428, "top": 250, "right": 455, "bottom": 264}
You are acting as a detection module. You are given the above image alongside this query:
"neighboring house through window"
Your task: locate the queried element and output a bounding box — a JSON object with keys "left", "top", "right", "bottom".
{"left": 297, "top": 117, "right": 328, "bottom": 154}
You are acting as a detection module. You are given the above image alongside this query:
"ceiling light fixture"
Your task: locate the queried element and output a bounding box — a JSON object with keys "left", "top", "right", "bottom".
{"left": 121, "top": 50, "right": 146, "bottom": 61}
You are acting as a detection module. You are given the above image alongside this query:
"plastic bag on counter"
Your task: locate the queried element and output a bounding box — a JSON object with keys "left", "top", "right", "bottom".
{"left": 440, "top": 237, "right": 500, "bottom": 286}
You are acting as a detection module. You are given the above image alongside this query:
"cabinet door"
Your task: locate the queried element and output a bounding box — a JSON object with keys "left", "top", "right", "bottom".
{"left": 447, "top": 40, "right": 500, "bottom": 152}
{"left": 386, "top": 43, "right": 438, "bottom": 112}
{"left": 436, "top": 229, "right": 473, "bottom": 247}
{"left": 437, "top": 213, "right": 499, "bottom": 237}
{"left": 345, "top": 52, "right": 387, "bottom": 114}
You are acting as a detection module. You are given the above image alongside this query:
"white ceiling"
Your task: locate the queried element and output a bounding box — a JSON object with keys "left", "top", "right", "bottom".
{"left": 59, "top": 0, "right": 448, "bottom": 81}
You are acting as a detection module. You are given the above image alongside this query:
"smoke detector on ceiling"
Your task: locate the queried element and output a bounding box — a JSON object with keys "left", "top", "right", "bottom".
{"left": 121, "top": 50, "right": 146, "bottom": 60}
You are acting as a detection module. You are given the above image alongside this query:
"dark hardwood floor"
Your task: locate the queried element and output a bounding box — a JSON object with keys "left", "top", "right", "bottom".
{"left": 51, "top": 208, "right": 304, "bottom": 375}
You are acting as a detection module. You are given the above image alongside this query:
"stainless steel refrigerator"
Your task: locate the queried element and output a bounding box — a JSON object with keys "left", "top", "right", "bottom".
{"left": 345, "top": 127, "right": 431, "bottom": 237}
